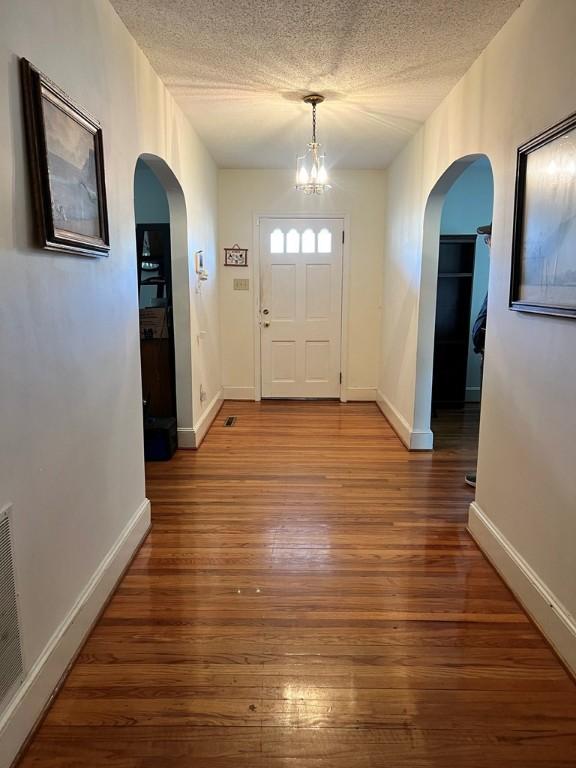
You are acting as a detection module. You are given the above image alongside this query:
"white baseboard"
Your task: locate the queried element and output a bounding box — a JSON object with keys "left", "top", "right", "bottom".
{"left": 221, "top": 386, "right": 377, "bottom": 403}
{"left": 1, "top": 499, "right": 151, "bottom": 768}
{"left": 176, "top": 427, "right": 195, "bottom": 448}
{"left": 376, "top": 389, "right": 433, "bottom": 450}
{"left": 222, "top": 386, "right": 256, "bottom": 400}
{"left": 468, "top": 501, "right": 576, "bottom": 676}
{"left": 178, "top": 389, "right": 223, "bottom": 449}
{"left": 194, "top": 390, "right": 223, "bottom": 447}
{"left": 342, "top": 387, "right": 377, "bottom": 402}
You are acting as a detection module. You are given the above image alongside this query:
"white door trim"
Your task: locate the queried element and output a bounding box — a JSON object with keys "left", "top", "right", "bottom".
{"left": 253, "top": 213, "right": 350, "bottom": 402}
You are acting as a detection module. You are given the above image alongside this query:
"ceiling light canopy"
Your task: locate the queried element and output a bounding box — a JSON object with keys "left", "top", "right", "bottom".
{"left": 296, "top": 94, "right": 331, "bottom": 195}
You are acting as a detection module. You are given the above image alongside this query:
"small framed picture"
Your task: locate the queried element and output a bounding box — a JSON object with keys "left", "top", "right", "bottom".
{"left": 510, "top": 111, "right": 576, "bottom": 318}
{"left": 224, "top": 244, "right": 248, "bottom": 267}
{"left": 20, "top": 59, "right": 110, "bottom": 257}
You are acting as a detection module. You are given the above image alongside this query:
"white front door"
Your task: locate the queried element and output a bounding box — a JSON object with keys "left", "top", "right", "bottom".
{"left": 259, "top": 217, "right": 343, "bottom": 398}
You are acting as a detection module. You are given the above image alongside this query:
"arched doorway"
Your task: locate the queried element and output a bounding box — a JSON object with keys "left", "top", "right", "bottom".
{"left": 133, "top": 155, "right": 192, "bottom": 458}
{"left": 414, "top": 155, "right": 494, "bottom": 458}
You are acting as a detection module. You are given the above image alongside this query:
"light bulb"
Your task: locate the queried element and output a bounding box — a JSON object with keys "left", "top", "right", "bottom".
{"left": 318, "top": 165, "right": 328, "bottom": 184}
{"left": 311, "top": 164, "right": 318, "bottom": 180}
{"left": 298, "top": 166, "right": 309, "bottom": 184}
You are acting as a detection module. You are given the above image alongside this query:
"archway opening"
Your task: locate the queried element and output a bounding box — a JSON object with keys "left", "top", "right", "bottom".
{"left": 414, "top": 155, "right": 494, "bottom": 469}
{"left": 133, "top": 154, "right": 192, "bottom": 460}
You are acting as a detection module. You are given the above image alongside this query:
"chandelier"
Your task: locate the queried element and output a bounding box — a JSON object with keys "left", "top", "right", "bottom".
{"left": 295, "top": 94, "right": 331, "bottom": 194}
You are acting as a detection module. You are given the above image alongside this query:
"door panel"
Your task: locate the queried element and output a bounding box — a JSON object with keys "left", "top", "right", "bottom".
{"left": 306, "top": 264, "right": 331, "bottom": 319}
{"left": 305, "top": 340, "right": 330, "bottom": 382}
{"left": 271, "top": 341, "right": 296, "bottom": 383}
{"left": 270, "top": 264, "right": 296, "bottom": 320}
{"left": 260, "top": 218, "right": 343, "bottom": 398}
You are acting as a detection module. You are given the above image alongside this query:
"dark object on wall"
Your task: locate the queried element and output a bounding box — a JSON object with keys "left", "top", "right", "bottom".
{"left": 224, "top": 244, "right": 248, "bottom": 266}
{"left": 432, "top": 236, "right": 476, "bottom": 407}
{"left": 510, "top": 111, "right": 576, "bottom": 318}
{"left": 20, "top": 59, "right": 109, "bottom": 257}
{"left": 144, "top": 416, "right": 177, "bottom": 461}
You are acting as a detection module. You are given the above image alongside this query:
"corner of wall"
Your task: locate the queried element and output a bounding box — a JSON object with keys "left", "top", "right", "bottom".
{"left": 376, "top": 389, "right": 433, "bottom": 450}
{"left": 178, "top": 388, "right": 223, "bottom": 449}
{"left": 0, "top": 499, "right": 151, "bottom": 768}
{"left": 468, "top": 500, "right": 576, "bottom": 677}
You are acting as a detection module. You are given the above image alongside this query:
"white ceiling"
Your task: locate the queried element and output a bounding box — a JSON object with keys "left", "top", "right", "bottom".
{"left": 111, "top": 0, "right": 521, "bottom": 169}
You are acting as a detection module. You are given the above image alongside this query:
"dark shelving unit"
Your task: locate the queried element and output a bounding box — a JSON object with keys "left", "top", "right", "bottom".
{"left": 432, "top": 235, "right": 476, "bottom": 407}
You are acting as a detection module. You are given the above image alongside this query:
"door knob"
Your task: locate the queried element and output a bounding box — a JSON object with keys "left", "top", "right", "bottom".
{"left": 263, "top": 321, "right": 270, "bottom": 327}
{"left": 262, "top": 308, "right": 269, "bottom": 315}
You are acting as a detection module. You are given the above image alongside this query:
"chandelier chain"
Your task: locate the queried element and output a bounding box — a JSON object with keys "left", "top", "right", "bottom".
{"left": 312, "top": 102, "right": 317, "bottom": 143}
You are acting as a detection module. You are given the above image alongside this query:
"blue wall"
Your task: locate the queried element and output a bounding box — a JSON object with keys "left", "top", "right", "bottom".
{"left": 134, "top": 159, "right": 170, "bottom": 308}
{"left": 440, "top": 157, "right": 493, "bottom": 400}
{"left": 134, "top": 159, "right": 170, "bottom": 224}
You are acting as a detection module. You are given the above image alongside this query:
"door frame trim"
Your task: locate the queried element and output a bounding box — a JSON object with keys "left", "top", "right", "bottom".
{"left": 252, "top": 213, "right": 350, "bottom": 402}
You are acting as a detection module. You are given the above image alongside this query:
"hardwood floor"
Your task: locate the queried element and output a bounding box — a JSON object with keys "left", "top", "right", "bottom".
{"left": 19, "top": 401, "right": 576, "bottom": 766}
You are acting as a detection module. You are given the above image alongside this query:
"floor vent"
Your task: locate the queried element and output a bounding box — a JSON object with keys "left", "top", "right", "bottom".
{"left": 0, "top": 504, "right": 24, "bottom": 707}
{"left": 224, "top": 416, "right": 237, "bottom": 427}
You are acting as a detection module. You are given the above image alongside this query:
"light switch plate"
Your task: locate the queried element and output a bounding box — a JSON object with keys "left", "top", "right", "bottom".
{"left": 233, "top": 278, "right": 250, "bottom": 291}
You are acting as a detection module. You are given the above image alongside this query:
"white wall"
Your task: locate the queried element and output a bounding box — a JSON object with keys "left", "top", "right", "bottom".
{"left": 0, "top": 1, "right": 220, "bottom": 763}
{"left": 440, "top": 158, "right": 493, "bottom": 399}
{"left": 218, "top": 169, "right": 385, "bottom": 400}
{"left": 379, "top": 0, "right": 576, "bottom": 670}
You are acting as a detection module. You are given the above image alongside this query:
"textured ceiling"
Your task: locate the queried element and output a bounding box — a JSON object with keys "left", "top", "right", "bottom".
{"left": 111, "top": 0, "right": 522, "bottom": 169}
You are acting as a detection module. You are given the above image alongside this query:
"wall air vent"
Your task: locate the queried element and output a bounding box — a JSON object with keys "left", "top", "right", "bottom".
{"left": 0, "top": 505, "right": 24, "bottom": 707}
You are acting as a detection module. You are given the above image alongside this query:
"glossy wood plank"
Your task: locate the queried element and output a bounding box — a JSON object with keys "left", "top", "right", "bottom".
{"left": 21, "top": 726, "right": 576, "bottom": 767}
{"left": 18, "top": 402, "right": 576, "bottom": 767}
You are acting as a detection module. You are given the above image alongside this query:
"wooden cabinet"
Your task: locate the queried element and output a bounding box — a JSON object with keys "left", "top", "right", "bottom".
{"left": 140, "top": 338, "right": 176, "bottom": 417}
{"left": 137, "top": 223, "right": 176, "bottom": 418}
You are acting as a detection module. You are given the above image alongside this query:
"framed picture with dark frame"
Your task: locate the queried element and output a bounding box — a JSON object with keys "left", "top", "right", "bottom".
{"left": 224, "top": 244, "right": 248, "bottom": 267}
{"left": 510, "top": 111, "right": 576, "bottom": 318}
{"left": 20, "top": 58, "right": 110, "bottom": 257}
